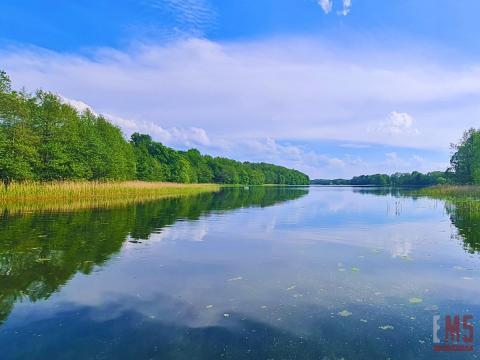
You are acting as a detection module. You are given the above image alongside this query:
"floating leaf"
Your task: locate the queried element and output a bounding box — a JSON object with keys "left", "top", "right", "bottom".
{"left": 409, "top": 297, "right": 423, "bottom": 304}
{"left": 351, "top": 267, "right": 360, "bottom": 272}
{"left": 379, "top": 325, "right": 394, "bottom": 330}
{"left": 338, "top": 310, "right": 352, "bottom": 317}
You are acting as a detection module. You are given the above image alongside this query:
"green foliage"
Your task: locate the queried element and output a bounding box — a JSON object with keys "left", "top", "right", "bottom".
{"left": 311, "top": 171, "right": 450, "bottom": 187}
{"left": 450, "top": 128, "right": 480, "bottom": 184}
{"left": 129, "top": 134, "right": 309, "bottom": 185}
{"left": 0, "top": 83, "right": 37, "bottom": 183}
{"left": 0, "top": 71, "right": 309, "bottom": 185}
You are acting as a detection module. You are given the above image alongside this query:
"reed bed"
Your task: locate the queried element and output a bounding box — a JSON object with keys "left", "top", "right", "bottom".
{"left": 417, "top": 185, "right": 480, "bottom": 215}
{"left": 420, "top": 185, "right": 480, "bottom": 199}
{"left": 0, "top": 181, "right": 220, "bottom": 213}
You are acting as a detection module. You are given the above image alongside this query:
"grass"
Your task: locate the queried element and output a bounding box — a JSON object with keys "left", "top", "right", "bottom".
{"left": 418, "top": 185, "right": 480, "bottom": 215}
{"left": 0, "top": 181, "right": 220, "bottom": 213}
{"left": 419, "top": 185, "right": 480, "bottom": 199}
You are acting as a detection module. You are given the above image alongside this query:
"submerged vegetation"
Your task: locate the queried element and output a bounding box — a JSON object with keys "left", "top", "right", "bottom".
{"left": 0, "top": 181, "right": 220, "bottom": 212}
{"left": 0, "top": 71, "right": 309, "bottom": 186}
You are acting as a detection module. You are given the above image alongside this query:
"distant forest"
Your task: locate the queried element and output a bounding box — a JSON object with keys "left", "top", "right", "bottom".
{"left": 311, "top": 171, "right": 448, "bottom": 186}
{"left": 0, "top": 71, "right": 309, "bottom": 185}
{"left": 312, "top": 128, "right": 480, "bottom": 187}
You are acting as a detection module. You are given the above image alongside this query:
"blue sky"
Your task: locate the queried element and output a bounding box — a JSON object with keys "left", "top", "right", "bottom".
{"left": 2, "top": 0, "right": 480, "bottom": 178}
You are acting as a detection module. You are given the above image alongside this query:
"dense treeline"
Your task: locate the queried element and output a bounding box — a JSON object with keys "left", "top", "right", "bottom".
{"left": 0, "top": 71, "right": 309, "bottom": 185}
{"left": 314, "top": 128, "right": 480, "bottom": 187}
{"left": 132, "top": 133, "right": 309, "bottom": 185}
{"left": 312, "top": 128, "right": 480, "bottom": 187}
{"left": 311, "top": 171, "right": 449, "bottom": 186}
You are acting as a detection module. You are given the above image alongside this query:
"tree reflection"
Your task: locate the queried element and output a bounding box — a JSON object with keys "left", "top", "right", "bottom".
{"left": 445, "top": 200, "right": 480, "bottom": 254}
{"left": 0, "top": 187, "right": 308, "bottom": 323}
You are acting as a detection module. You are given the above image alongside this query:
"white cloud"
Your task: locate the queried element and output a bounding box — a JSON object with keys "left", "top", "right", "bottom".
{"left": 59, "top": 95, "right": 210, "bottom": 147}
{"left": 338, "top": 0, "right": 352, "bottom": 16}
{"left": 340, "top": 143, "right": 371, "bottom": 149}
{"left": 318, "top": 0, "right": 352, "bottom": 16}
{"left": 412, "top": 154, "right": 425, "bottom": 163}
{"left": 373, "top": 111, "right": 420, "bottom": 136}
{"left": 144, "top": 0, "right": 216, "bottom": 36}
{"left": 2, "top": 37, "right": 480, "bottom": 176}
{"left": 317, "top": 0, "right": 333, "bottom": 14}
{"left": 58, "top": 95, "right": 92, "bottom": 113}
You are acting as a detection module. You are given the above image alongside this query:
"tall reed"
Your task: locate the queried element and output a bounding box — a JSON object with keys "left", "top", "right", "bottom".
{"left": 0, "top": 181, "right": 220, "bottom": 213}
{"left": 420, "top": 185, "right": 480, "bottom": 199}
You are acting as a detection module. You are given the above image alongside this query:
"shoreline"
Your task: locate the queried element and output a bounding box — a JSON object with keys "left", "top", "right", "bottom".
{"left": 419, "top": 185, "right": 480, "bottom": 199}
{"left": 0, "top": 181, "right": 221, "bottom": 213}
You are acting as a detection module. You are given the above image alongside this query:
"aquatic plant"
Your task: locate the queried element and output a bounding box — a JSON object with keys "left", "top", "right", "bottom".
{"left": 0, "top": 181, "right": 220, "bottom": 213}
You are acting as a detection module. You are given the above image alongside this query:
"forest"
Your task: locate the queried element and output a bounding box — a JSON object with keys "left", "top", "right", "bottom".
{"left": 0, "top": 71, "right": 309, "bottom": 186}
{"left": 311, "top": 171, "right": 449, "bottom": 186}
{"left": 312, "top": 128, "right": 480, "bottom": 187}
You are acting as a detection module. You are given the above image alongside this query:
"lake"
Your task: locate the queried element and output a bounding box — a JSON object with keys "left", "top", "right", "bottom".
{"left": 0, "top": 186, "right": 479, "bottom": 359}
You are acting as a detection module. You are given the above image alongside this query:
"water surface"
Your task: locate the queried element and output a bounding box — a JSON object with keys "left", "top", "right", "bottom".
{"left": 0, "top": 186, "right": 479, "bottom": 359}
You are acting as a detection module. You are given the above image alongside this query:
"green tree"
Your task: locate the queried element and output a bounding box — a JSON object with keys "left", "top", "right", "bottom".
{"left": 0, "top": 76, "right": 38, "bottom": 185}
{"left": 450, "top": 128, "right": 480, "bottom": 184}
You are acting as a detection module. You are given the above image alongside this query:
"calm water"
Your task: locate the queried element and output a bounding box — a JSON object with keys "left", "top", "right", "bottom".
{"left": 1, "top": 186, "right": 480, "bottom": 359}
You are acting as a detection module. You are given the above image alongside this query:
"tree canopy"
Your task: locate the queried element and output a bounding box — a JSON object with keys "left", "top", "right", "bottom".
{"left": 311, "top": 171, "right": 448, "bottom": 187}
{"left": 0, "top": 71, "right": 309, "bottom": 185}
